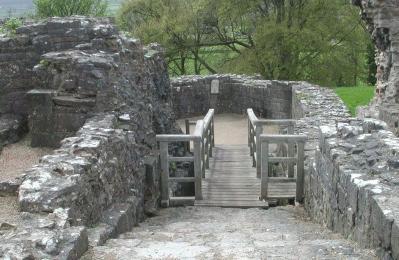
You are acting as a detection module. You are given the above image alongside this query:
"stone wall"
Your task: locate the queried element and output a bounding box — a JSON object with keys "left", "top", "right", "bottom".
{"left": 0, "top": 17, "right": 180, "bottom": 259}
{"left": 171, "top": 75, "right": 292, "bottom": 119}
{"left": 0, "top": 17, "right": 109, "bottom": 117}
{"left": 292, "top": 82, "right": 399, "bottom": 259}
{"left": 169, "top": 73, "right": 399, "bottom": 258}
{"left": 353, "top": 0, "right": 399, "bottom": 135}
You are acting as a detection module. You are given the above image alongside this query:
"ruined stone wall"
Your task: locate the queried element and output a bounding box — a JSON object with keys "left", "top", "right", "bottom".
{"left": 293, "top": 83, "right": 399, "bottom": 259}
{"left": 0, "top": 17, "right": 180, "bottom": 259}
{"left": 171, "top": 75, "right": 292, "bottom": 119}
{"left": 0, "top": 17, "right": 179, "bottom": 148}
{"left": 353, "top": 0, "right": 399, "bottom": 135}
{"left": 0, "top": 17, "right": 110, "bottom": 117}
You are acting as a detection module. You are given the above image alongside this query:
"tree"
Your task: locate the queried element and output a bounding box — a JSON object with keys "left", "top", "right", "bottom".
{"left": 34, "top": 0, "right": 108, "bottom": 18}
{"left": 118, "top": 0, "right": 371, "bottom": 87}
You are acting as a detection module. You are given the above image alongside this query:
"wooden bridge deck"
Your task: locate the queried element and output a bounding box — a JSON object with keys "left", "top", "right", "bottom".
{"left": 192, "top": 145, "right": 256, "bottom": 208}
{"left": 195, "top": 144, "right": 297, "bottom": 208}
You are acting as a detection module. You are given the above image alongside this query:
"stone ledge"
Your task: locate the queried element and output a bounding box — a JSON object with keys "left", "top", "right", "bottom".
{"left": 292, "top": 82, "right": 399, "bottom": 259}
{"left": 87, "top": 197, "right": 141, "bottom": 247}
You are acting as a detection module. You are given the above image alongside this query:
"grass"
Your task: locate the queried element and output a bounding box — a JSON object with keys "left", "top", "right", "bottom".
{"left": 335, "top": 85, "right": 375, "bottom": 116}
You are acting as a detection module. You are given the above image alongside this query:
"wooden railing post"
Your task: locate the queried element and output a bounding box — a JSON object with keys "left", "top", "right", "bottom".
{"left": 185, "top": 119, "right": 190, "bottom": 153}
{"left": 160, "top": 141, "right": 170, "bottom": 208}
{"left": 205, "top": 129, "right": 210, "bottom": 169}
{"left": 248, "top": 118, "right": 251, "bottom": 148}
{"left": 201, "top": 138, "right": 206, "bottom": 178}
{"left": 287, "top": 124, "right": 295, "bottom": 177}
{"left": 193, "top": 137, "right": 203, "bottom": 200}
{"left": 211, "top": 116, "right": 215, "bottom": 148}
{"left": 255, "top": 124, "right": 263, "bottom": 178}
{"left": 296, "top": 141, "right": 305, "bottom": 203}
{"left": 260, "top": 140, "right": 269, "bottom": 200}
{"left": 251, "top": 125, "right": 255, "bottom": 156}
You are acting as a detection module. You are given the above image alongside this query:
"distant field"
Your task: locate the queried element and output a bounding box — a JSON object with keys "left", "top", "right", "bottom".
{"left": 0, "top": 0, "right": 123, "bottom": 18}
{"left": 335, "top": 86, "right": 375, "bottom": 116}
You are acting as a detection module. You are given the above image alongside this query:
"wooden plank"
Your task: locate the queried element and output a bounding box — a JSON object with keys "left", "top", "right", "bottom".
{"left": 287, "top": 124, "right": 295, "bottom": 177}
{"left": 268, "top": 157, "right": 297, "bottom": 163}
{"left": 170, "top": 197, "right": 195, "bottom": 207}
{"left": 194, "top": 138, "right": 202, "bottom": 200}
{"left": 261, "top": 141, "right": 269, "bottom": 200}
{"left": 169, "top": 177, "right": 195, "bottom": 183}
{"left": 268, "top": 177, "right": 297, "bottom": 183}
{"left": 202, "top": 197, "right": 261, "bottom": 202}
{"left": 195, "top": 200, "right": 268, "bottom": 209}
{"left": 260, "top": 134, "right": 307, "bottom": 143}
{"left": 160, "top": 142, "right": 169, "bottom": 208}
{"left": 156, "top": 135, "right": 194, "bottom": 142}
{"left": 267, "top": 194, "right": 296, "bottom": 199}
{"left": 203, "top": 193, "right": 260, "bottom": 197}
{"left": 296, "top": 141, "right": 305, "bottom": 203}
{"left": 169, "top": 156, "right": 194, "bottom": 162}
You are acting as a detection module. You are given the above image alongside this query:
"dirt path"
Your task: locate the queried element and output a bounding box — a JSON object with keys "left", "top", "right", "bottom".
{"left": 178, "top": 113, "right": 278, "bottom": 145}
{"left": 85, "top": 206, "right": 376, "bottom": 259}
{"left": 0, "top": 138, "right": 52, "bottom": 182}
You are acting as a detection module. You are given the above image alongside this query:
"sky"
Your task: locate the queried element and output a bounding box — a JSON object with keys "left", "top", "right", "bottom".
{"left": 0, "top": 0, "right": 123, "bottom": 18}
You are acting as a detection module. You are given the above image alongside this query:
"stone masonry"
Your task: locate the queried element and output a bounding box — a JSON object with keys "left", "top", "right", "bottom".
{"left": 292, "top": 82, "right": 399, "bottom": 259}
{"left": 353, "top": 0, "right": 399, "bottom": 135}
{"left": 0, "top": 17, "right": 180, "bottom": 259}
{"left": 172, "top": 76, "right": 399, "bottom": 259}
{"left": 171, "top": 75, "right": 292, "bottom": 119}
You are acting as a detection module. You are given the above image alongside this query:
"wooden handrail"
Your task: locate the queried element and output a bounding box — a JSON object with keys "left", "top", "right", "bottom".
{"left": 259, "top": 133, "right": 307, "bottom": 203}
{"left": 260, "top": 134, "right": 307, "bottom": 142}
{"left": 156, "top": 109, "right": 215, "bottom": 207}
{"left": 248, "top": 108, "right": 296, "bottom": 178}
{"left": 248, "top": 108, "right": 307, "bottom": 203}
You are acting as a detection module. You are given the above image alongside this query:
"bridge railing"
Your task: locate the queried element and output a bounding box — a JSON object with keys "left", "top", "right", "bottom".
{"left": 259, "top": 135, "right": 307, "bottom": 202}
{"left": 247, "top": 108, "right": 296, "bottom": 178}
{"left": 156, "top": 109, "right": 215, "bottom": 207}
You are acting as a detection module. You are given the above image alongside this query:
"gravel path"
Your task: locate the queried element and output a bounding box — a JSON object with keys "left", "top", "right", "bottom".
{"left": 0, "top": 138, "right": 52, "bottom": 182}
{"left": 85, "top": 206, "right": 376, "bottom": 259}
{"left": 0, "top": 196, "right": 20, "bottom": 226}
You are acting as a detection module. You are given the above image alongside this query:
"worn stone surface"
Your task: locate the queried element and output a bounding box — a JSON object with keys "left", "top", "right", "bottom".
{"left": 0, "top": 207, "right": 88, "bottom": 259}
{"left": 171, "top": 75, "right": 292, "bottom": 119}
{"left": 83, "top": 206, "right": 376, "bottom": 259}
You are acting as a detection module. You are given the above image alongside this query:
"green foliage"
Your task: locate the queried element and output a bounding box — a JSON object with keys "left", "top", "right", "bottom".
{"left": 335, "top": 85, "right": 375, "bottom": 115}
{"left": 34, "top": 0, "right": 108, "bottom": 18}
{"left": 0, "top": 18, "right": 23, "bottom": 35}
{"left": 118, "top": 0, "right": 372, "bottom": 87}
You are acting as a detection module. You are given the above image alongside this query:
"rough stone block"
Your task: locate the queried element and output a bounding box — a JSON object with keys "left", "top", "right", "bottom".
{"left": 392, "top": 221, "right": 399, "bottom": 260}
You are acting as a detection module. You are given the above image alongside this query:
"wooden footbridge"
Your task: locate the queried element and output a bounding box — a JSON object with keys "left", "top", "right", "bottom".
{"left": 156, "top": 109, "right": 306, "bottom": 209}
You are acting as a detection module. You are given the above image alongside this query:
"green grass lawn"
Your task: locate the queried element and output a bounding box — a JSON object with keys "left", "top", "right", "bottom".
{"left": 334, "top": 85, "right": 375, "bottom": 116}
